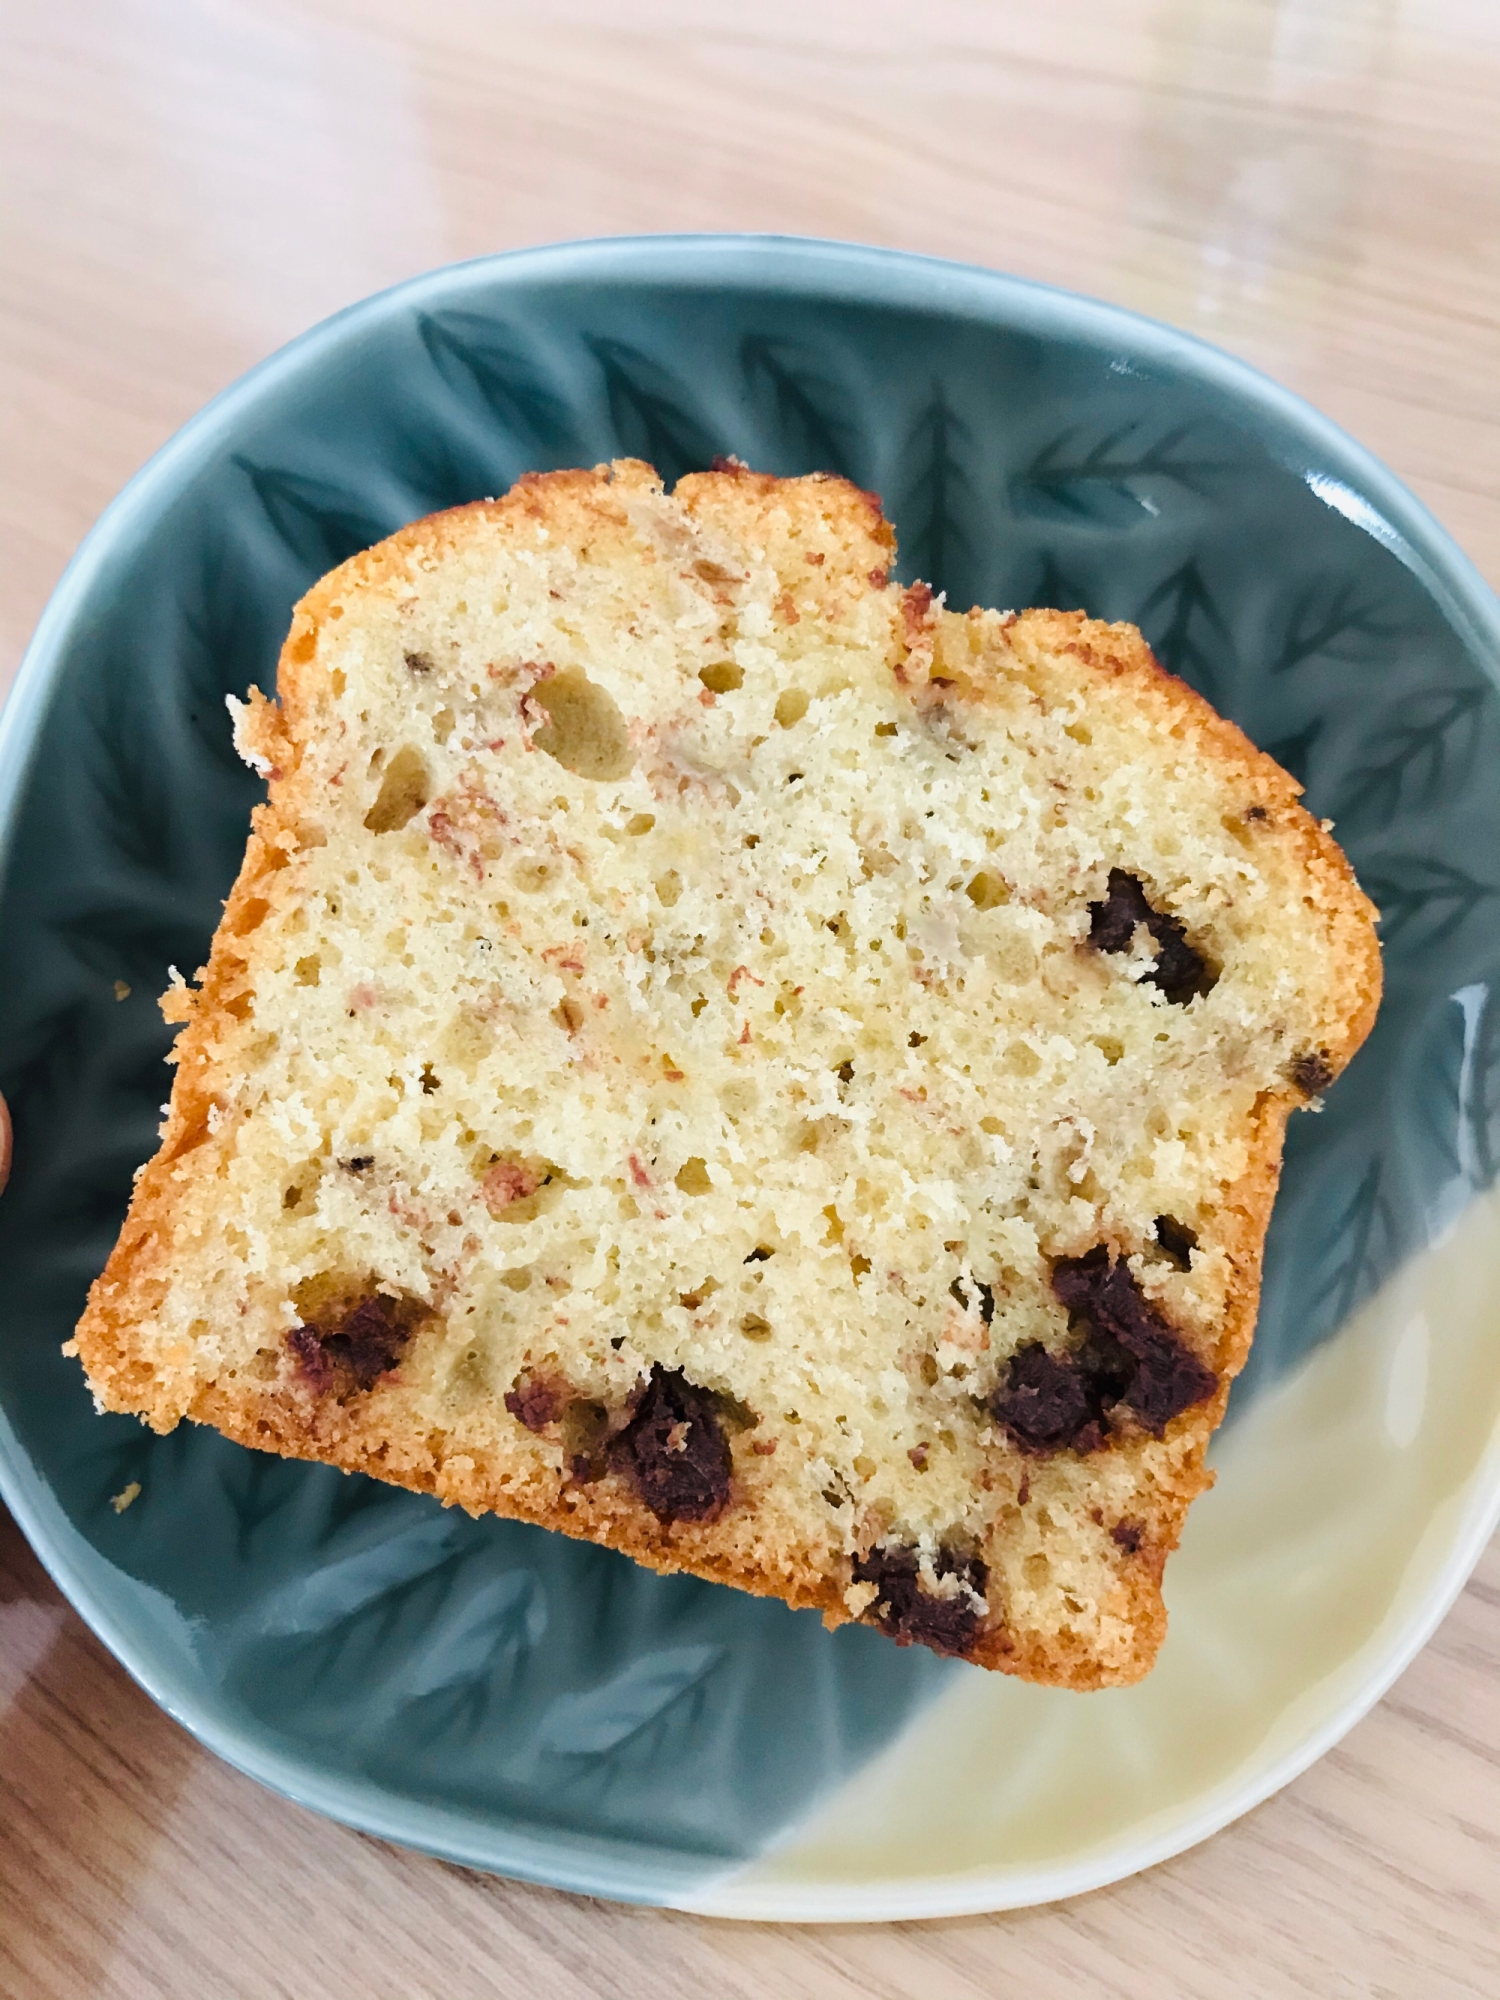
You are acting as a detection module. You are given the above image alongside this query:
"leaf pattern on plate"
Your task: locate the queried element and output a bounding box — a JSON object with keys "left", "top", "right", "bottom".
{"left": 586, "top": 337, "right": 719, "bottom": 485}
{"left": 1360, "top": 856, "right": 1500, "bottom": 950}
{"left": 1335, "top": 686, "right": 1486, "bottom": 825}
{"left": 1012, "top": 421, "right": 1233, "bottom": 526}
{"left": 896, "top": 384, "right": 978, "bottom": 600}
{"left": 1135, "top": 559, "right": 1235, "bottom": 704}
{"left": 4, "top": 264, "right": 1500, "bottom": 1897}
{"left": 539, "top": 1645, "right": 724, "bottom": 1762}
{"left": 1309, "top": 1160, "right": 1396, "bottom": 1332}
{"left": 1269, "top": 574, "right": 1414, "bottom": 675}
{"left": 418, "top": 310, "right": 576, "bottom": 448}
{"left": 739, "top": 335, "right": 860, "bottom": 479}
{"left": 247, "top": 1520, "right": 546, "bottom": 1749}
{"left": 236, "top": 458, "right": 394, "bottom": 574}
{"left": 81, "top": 687, "right": 181, "bottom": 879}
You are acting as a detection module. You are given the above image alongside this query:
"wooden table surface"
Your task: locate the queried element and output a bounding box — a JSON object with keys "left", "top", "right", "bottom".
{"left": 3, "top": 2, "right": 1499, "bottom": 1994}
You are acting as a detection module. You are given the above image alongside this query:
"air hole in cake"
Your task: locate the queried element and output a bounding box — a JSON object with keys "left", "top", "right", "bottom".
{"left": 744, "top": 1245, "right": 773, "bottom": 1262}
{"left": 699, "top": 660, "right": 743, "bottom": 693}
{"left": 286, "top": 1282, "right": 425, "bottom": 1396}
{"left": 655, "top": 870, "right": 683, "bottom": 907}
{"left": 1154, "top": 1215, "right": 1198, "bottom": 1269}
{"left": 775, "top": 687, "right": 811, "bottom": 727}
{"left": 404, "top": 650, "right": 433, "bottom": 675}
{"left": 294, "top": 955, "right": 322, "bottom": 986}
{"left": 674, "top": 1156, "right": 712, "bottom": 1195}
{"left": 608, "top": 1366, "right": 733, "bottom": 1522}
{"left": 851, "top": 1543, "right": 989, "bottom": 1657}
{"left": 741, "top": 1314, "right": 772, "bottom": 1341}
{"left": 989, "top": 1249, "right": 1217, "bottom": 1452}
{"left": 626, "top": 812, "right": 656, "bottom": 835}
{"left": 949, "top": 1275, "right": 995, "bottom": 1324}
{"left": 364, "top": 746, "right": 432, "bottom": 833}
{"left": 965, "top": 870, "right": 1009, "bottom": 910}
{"left": 531, "top": 666, "right": 633, "bottom": 780}
{"left": 1086, "top": 869, "right": 1216, "bottom": 1004}
{"left": 419, "top": 1062, "right": 441, "bottom": 1095}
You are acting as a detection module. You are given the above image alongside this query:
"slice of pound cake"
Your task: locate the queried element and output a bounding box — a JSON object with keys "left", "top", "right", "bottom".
{"left": 73, "top": 459, "right": 1381, "bottom": 1687}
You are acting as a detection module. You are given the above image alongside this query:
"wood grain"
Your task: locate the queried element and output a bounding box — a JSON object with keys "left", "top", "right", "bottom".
{"left": 2, "top": 0, "right": 1498, "bottom": 1993}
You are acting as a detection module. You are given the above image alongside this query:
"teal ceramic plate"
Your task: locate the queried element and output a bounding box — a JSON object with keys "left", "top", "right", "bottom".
{"left": 3, "top": 237, "right": 1499, "bottom": 1919}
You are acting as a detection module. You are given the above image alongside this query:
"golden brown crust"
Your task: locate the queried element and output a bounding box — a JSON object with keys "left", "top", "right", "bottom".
{"left": 73, "top": 463, "right": 1381, "bottom": 1691}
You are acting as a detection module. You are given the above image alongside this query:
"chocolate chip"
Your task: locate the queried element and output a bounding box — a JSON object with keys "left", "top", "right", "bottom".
{"left": 1087, "top": 869, "right": 1213, "bottom": 1004}
{"left": 1052, "top": 1248, "right": 1218, "bottom": 1438}
{"left": 1153, "top": 1215, "right": 1197, "bottom": 1269}
{"left": 609, "top": 1366, "right": 732, "bottom": 1522}
{"left": 990, "top": 1250, "right": 1216, "bottom": 1452}
{"left": 504, "top": 1373, "right": 567, "bottom": 1433}
{"left": 989, "top": 1341, "right": 1113, "bottom": 1454}
{"left": 1111, "top": 1519, "right": 1145, "bottom": 1554}
{"left": 287, "top": 1291, "right": 421, "bottom": 1395}
{"left": 1289, "top": 1050, "right": 1334, "bottom": 1097}
{"left": 950, "top": 1275, "right": 995, "bottom": 1324}
{"left": 852, "top": 1543, "right": 988, "bottom": 1657}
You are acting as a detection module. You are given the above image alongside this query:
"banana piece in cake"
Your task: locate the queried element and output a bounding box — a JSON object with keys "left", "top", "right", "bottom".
{"left": 73, "top": 459, "right": 1381, "bottom": 1688}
